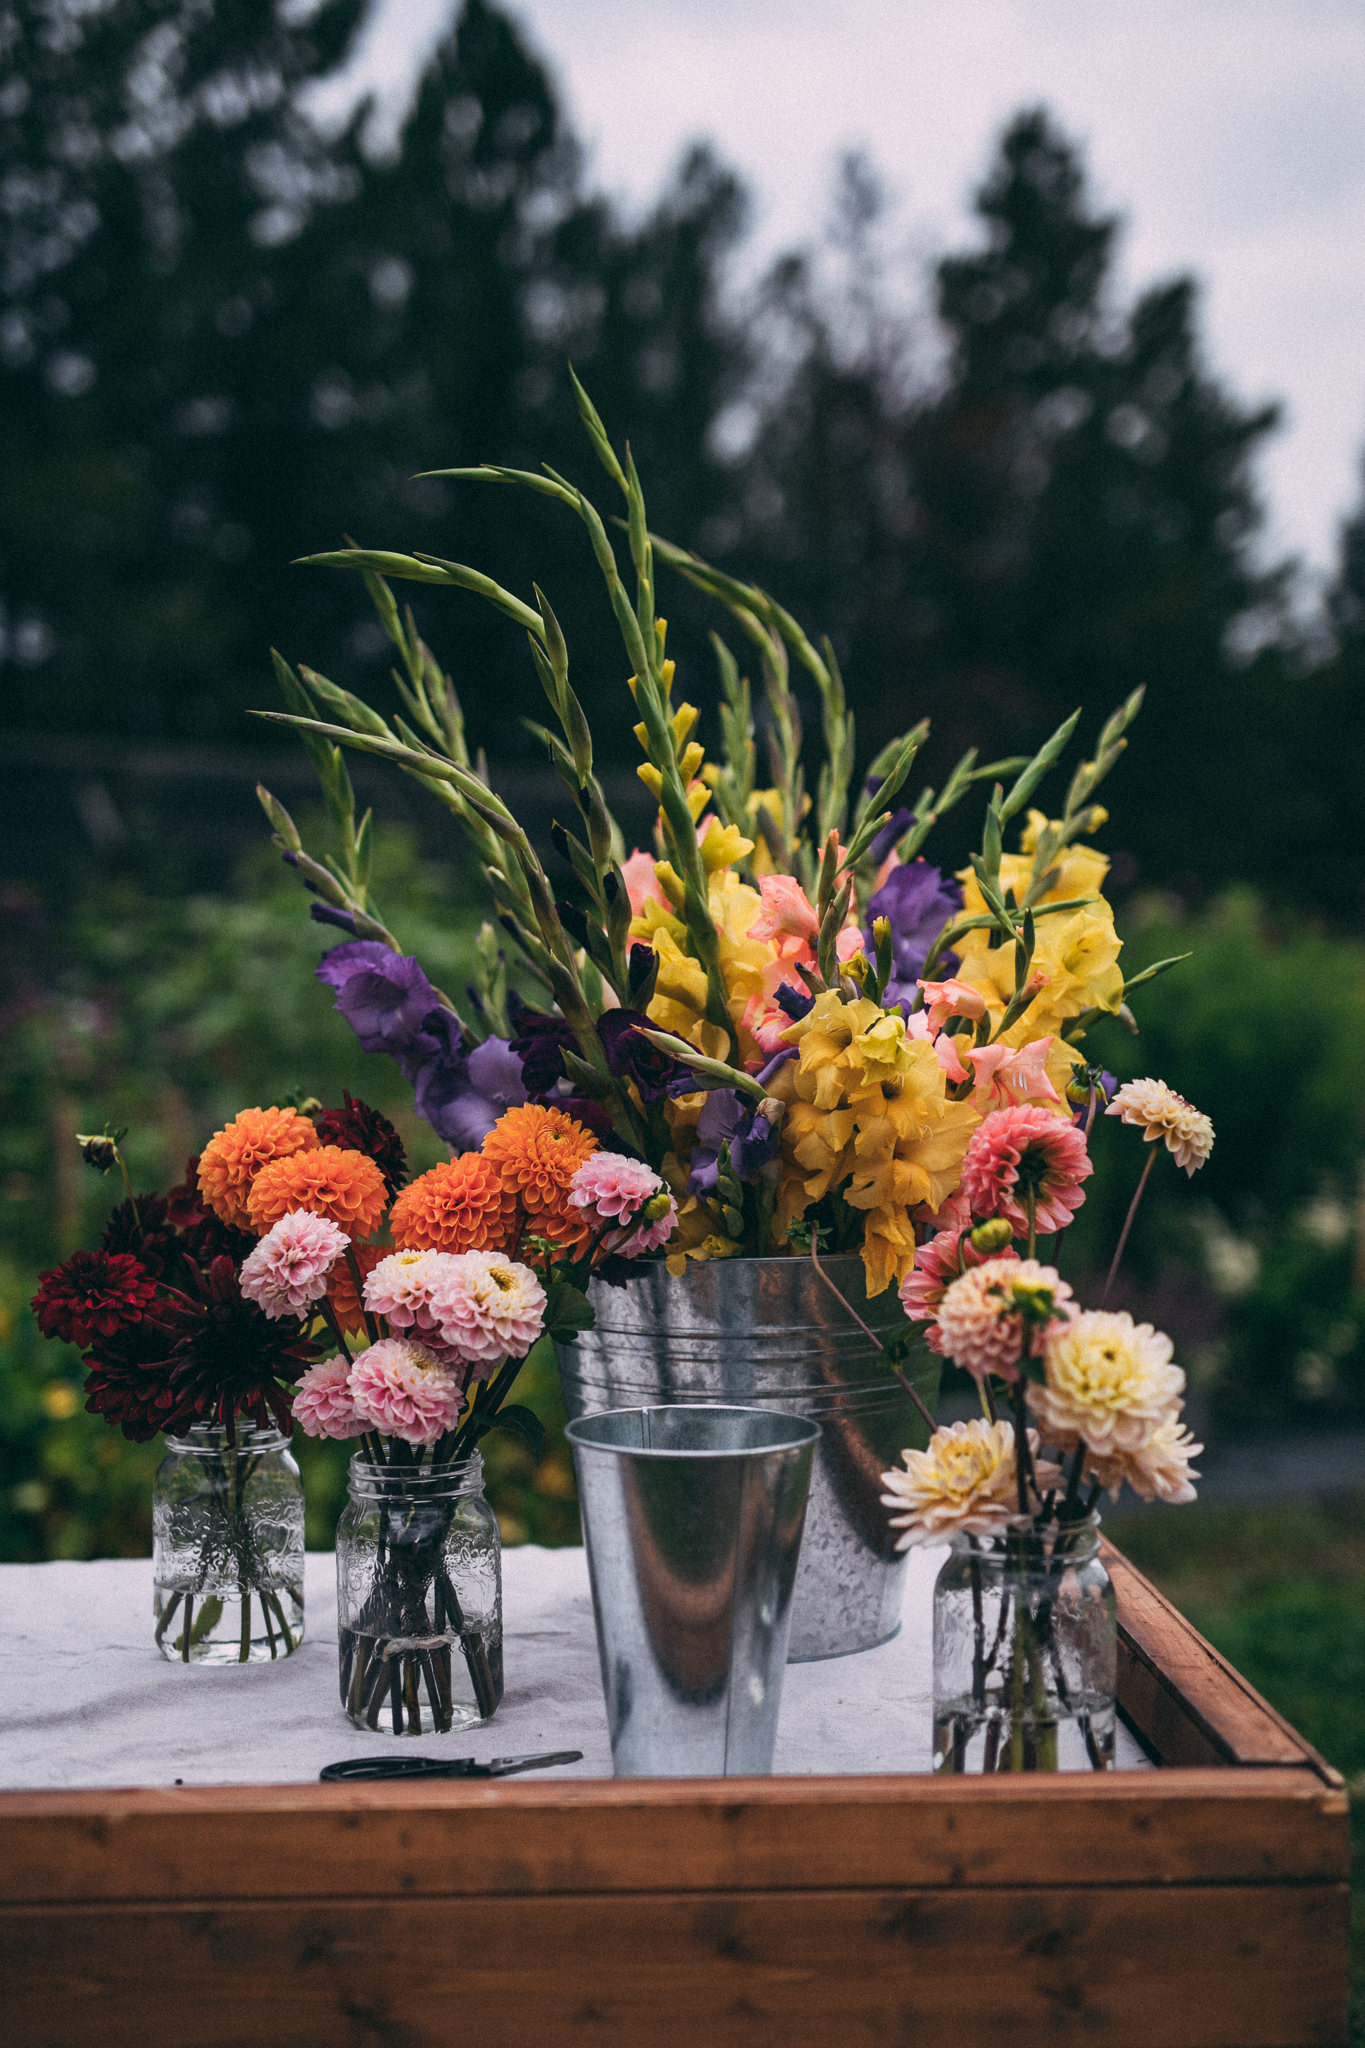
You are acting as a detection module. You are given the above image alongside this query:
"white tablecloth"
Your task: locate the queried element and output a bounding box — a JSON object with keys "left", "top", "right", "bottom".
{"left": 0, "top": 1546, "right": 1148, "bottom": 1786}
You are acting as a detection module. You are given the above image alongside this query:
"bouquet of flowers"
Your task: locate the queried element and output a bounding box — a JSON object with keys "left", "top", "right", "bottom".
{"left": 30, "top": 1123, "right": 322, "bottom": 1659}
{"left": 255, "top": 376, "right": 1198, "bottom": 1317}
{"left": 252, "top": 379, "right": 1216, "bottom": 1759}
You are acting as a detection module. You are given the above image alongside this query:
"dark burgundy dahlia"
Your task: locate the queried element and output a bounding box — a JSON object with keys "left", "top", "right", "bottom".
{"left": 315, "top": 1091, "right": 408, "bottom": 1197}
{"left": 32, "top": 1250, "right": 158, "bottom": 1350}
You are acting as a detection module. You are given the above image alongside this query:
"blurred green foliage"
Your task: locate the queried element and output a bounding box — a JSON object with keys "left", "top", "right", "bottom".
{"left": 1069, "top": 889, "right": 1365, "bottom": 1430}
{"left": 1113, "top": 1498, "right": 1365, "bottom": 2044}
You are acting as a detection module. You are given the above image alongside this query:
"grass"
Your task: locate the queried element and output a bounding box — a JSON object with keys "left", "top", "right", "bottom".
{"left": 1110, "top": 1495, "right": 1365, "bottom": 2043}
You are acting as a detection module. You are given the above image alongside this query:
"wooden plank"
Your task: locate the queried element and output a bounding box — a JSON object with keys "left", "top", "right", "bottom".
{"left": 0, "top": 1769, "right": 1347, "bottom": 1903}
{"left": 1107, "top": 1544, "right": 1342, "bottom": 1777}
{"left": 3, "top": 1885, "right": 1349, "bottom": 2048}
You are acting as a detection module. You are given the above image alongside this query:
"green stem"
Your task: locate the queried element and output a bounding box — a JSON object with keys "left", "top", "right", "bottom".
{"left": 1103, "top": 1147, "right": 1158, "bottom": 1303}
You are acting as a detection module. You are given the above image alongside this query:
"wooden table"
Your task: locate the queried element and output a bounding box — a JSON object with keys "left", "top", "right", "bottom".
{"left": 0, "top": 1543, "right": 1349, "bottom": 2047}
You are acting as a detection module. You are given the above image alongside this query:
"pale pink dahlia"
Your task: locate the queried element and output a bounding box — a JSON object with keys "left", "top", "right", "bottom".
{"left": 934, "top": 1257, "right": 1073, "bottom": 1383}
{"left": 349, "top": 1338, "right": 467, "bottom": 1446}
{"left": 1106, "top": 1078, "right": 1214, "bottom": 1175}
{"left": 291, "top": 1353, "right": 363, "bottom": 1439}
{"left": 900, "top": 1229, "right": 1020, "bottom": 1352}
{"left": 363, "top": 1247, "right": 450, "bottom": 1335}
{"left": 425, "top": 1250, "right": 547, "bottom": 1369}
{"left": 960, "top": 1105, "right": 1093, "bottom": 1235}
{"left": 238, "top": 1209, "right": 348, "bottom": 1320}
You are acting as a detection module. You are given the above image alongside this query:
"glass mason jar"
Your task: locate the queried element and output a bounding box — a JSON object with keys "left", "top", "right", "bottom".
{"left": 152, "top": 1425, "right": 305, "bottom": 1664}
{"left": 336, "top": 1452, "right": 503, "bottom": 1736}
{"left": 932, "top": 1514, "right": 1116, "bottom": 1772}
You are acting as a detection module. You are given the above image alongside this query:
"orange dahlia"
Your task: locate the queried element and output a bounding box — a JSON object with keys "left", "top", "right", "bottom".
{"left": 389, "top": 1153, "right": 518, "bottom": 1255}
{"left": 246, "top": 1146, "right": 389, "bottom": 1238}
{"left": 481, "top": 1103, "right": 598, "bottom": 1252}
{"left": 327, "top": 1242, "right": 385, "bottom": 1336}
{"left": 197, "top": 1107, "right": 320, "bottom": 1229}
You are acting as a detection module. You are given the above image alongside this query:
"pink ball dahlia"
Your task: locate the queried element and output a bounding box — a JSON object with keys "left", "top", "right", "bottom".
{"left": 349, "top": 1338, "right": 467, "bottom": 1446}
{"left": 238, "top": 1209, "right": 349, "bottom": 1320}
{"left": 569, "top": 1155, "right": 679, "bottom": 1257}
{"left": 291, "top": 1354, "right": 363, "bottom": 1439}
{"left": 569, "top": 1153, "right": 663, "bottom": 1225}
{"left": 934, "top": 1256, "right": 1073, "bottom": 1383}
{"left": 425, "top": 1250, "right": 547, "bottom": 1370}
{"left": 899, "top": 1229, "right": 1020, "bottom": 1353}
{"left": 960, "top": 1105, "right": 1093, "bottom": 1236}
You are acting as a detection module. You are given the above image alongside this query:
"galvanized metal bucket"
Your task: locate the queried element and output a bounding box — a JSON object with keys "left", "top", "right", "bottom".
{"left": 555, "top": 1255, "right": 939, "bottom": 1660}
{"left": 566, "top": 1405, "right": 820, "bottom": 1777}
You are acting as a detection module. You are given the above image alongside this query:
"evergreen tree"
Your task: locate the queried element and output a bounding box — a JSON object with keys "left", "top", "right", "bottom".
{"left": 744, "top": 111, "right": 1295, "bottom": 891}
{"left": 0, "top": 0, "right": 750, "bottom": 749}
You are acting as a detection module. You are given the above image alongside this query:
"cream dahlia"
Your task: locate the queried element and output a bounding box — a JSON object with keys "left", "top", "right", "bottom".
{"left": 1106, "top": 1078, "right": 1214, "bottom": 1175}
{"left": 363, "top": 1248, "right": 450, "bottom": 1335}
{"left": 1031, "top": 1309, "right": 1185, "bottom": 1455}
{"left": 1084, "top": 1414, "right": 1203, "bottom": 1504}
{"left": 238, "top": 1210, "right": 348, "bottom": 1320}
{"left": 934, "top": 1256, "right": 1073, "bottom": 1382}
{"left": 881, "top": 1418, "right": 1048, "bottom": 1547}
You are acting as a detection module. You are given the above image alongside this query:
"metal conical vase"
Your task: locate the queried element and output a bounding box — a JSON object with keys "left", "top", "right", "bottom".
{"left": 555, "top": 1255, "right": 938, "bottom": 1659}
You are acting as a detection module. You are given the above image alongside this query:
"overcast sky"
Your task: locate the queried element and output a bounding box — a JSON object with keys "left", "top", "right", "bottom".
{"left": 310, "top": 0, "right": 1365, "bottom": 583}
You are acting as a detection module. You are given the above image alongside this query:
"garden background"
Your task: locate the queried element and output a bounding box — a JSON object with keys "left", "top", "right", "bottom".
{"left": 2, "top": 0, "right": 1362, "bottom": 2022}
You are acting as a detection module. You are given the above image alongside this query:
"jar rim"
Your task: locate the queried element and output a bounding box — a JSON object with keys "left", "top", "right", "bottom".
{"left": 163, "top": 1423, "right": 288, "bottom": 1453}
{"left": 346, "top": 1448, "right": 485, "bottom": 1497}
{"left": 948, "top": 1510, "right": 1102, "bottom": 1557}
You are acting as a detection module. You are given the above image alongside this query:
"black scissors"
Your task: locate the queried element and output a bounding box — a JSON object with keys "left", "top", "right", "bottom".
{"left": 319, "top": 1748, "right": 583, "bottom": 1783}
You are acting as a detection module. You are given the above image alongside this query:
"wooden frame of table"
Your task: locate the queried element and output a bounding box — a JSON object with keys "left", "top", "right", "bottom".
{"left": 1, "top": 1543, "right": 1350, "bottom": 2048}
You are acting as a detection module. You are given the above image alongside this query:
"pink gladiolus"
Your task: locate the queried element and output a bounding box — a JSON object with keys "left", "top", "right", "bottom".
{"left": 965, "top": 1037, "right": 1060, "bottom": 1108}
{"left": 750, "top": 874, "right": 820, "bottom": 947}
{"left": 621, "top": 849, "right": 666, "bottom": 919}
{"left": 917, "top": 978, "right": 988, "bottom": 1035}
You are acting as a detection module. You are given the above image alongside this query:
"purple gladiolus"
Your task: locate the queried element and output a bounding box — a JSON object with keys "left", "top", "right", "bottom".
{"left": 687, "top": 1051, "right": 792, "bottom": 1193}
{"left": 316, "top": 941, "right": 527, "bottom": 1148}
{"left": 865, "top": 860, "right": 961, "bottom": 1012}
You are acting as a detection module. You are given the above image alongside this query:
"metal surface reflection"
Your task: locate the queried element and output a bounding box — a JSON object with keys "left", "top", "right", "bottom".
{"left": 555, "top": 1257, "right": 938, "bottom": 1658}
{"left": 565, "top": 1405, "right": 819, "bottom": 1778}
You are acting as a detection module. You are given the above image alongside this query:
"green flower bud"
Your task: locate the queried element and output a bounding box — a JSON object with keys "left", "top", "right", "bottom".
{"left": 970, "top": 1217, "right": 1014, "bottom": 1255}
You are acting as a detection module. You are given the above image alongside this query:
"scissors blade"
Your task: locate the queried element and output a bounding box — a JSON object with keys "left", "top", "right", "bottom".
{"left": 482, "top": 1751, "right": 585, "bottom": 1777}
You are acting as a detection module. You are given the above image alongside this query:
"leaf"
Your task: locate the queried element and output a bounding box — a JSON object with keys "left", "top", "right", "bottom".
{"left": 173, "top": 1596, "right": 223, "bottom": 1654}
{"left": 485, "top": 1404, "right": 546, "bottom": 1462}
{"left": 542, "top": 1279, "right": 596, "bottom": 1343}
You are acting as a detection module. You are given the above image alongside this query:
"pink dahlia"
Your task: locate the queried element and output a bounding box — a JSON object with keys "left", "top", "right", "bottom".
{"left": 349, "top": 1338, "right": 466, "bottom": 1446}
{"left": 900, "top": 1229, "right": 1020, "bottom": 1351}
{"left": 425, "top": 1250, "right": 547, "bottom": 1371}
{"left": 291, "top": 1354, "right": 363, "bottom": 1440}
{"left": 569, "top": 1153, "right": 664, "bottom": 1225}
{"left": 568, "top": 1154, "right": 679, "bottom": 1255}
{"left": 238, "top": 1209, "right": 349, "bottom": 1321}
{"left": 934, "top": 1257, "right": 1073, "bottom": 1383}
{"left": 960, "top": 1105, "right": 1093, "bottom": 1236}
